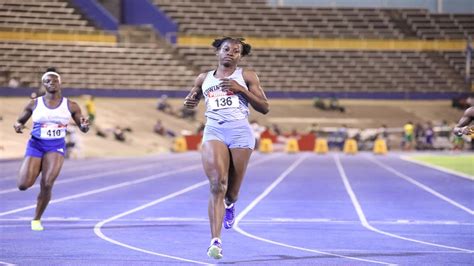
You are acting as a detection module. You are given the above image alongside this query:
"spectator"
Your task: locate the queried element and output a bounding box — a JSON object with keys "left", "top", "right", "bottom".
{"left": 8, "top": 76, "right": 20, "bottom": 88}
{"left": 403, "top": 121, "right": 414, "bottom": 150}
{"left": 377, "top": 124, "right": 388, "bottom": 139}
{"left": 271, "top": 123, "right": 282, "bottom": 136}
{"left": 424, "top": 121, "right": 434, "bottom": 150}
{"left": 290, "top": 128, "right": 299, "bottom": 137}
{"left": 95, "top": 126, "right": 108, "bottom": 138}
{"left": 157, "top": 94, "right": 174, "bottom": 115}
{"left": 313, "top": 97, "right": 327, "bottom": 110}
{"left": 85, "top": 95, "right": 96, "bottom": 126}
{"left": 113, "top": 126, "right": 127, "bottom": 142}
{"left": 452, "top": 134, "right": 465, "bottom": 150}
{"left": 335, "top": 125, "right": 348, "bottom": 150}
{"left": 437, "top": 120, "right": 451, "bottom": 137}
{"left": 153, "top": 119, "right": 176, "bottom": 137}
{"left": 306, "top": 123, "right": 319, "bottom": 136}
{"left": 414, "top": 123, "right": 424, "bottom": 150}
{"left": 329, "top": 97, "right": 345, "bottom": 112}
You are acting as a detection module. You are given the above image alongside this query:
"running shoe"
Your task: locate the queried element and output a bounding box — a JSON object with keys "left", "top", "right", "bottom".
{"left": 31, "top": 220, "right": 43, "bottom": 231}
{"left": 223, "top": 202, "right": 235, "bottom": 229}
{"left": 207, "top": 239, "right": 223, "bottom": 259}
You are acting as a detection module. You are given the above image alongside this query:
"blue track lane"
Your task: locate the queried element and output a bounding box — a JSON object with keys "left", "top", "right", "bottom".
{"left": 0, "top": 152, "right": 472, "bottom": 265}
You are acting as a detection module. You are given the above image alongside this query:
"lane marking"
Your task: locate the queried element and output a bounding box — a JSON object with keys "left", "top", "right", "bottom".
{"left": 1, "top": 217, "right": 472, "bottom": 225}
{"left": 368, "top": 156, "right": 474, "bottom": 215}
{"left": 0, "top": 153, "right": 197, "bottom": 180}
{"left": 234, "top": 154, "right": 393, "bottom": 265}
{"left": 400, "top": 155, "right": 474, "bottom": 181}
{"left": 93, "top": 155, "right": 278, "bottom": 264}
{"left": 94, "top": 181, "right": 212, "bottom": 265}
{"left": 334, "top": 155, "right": 474, "bottom": 253}
{"left": 0, "top": 262, "right": 16, "bottom": 266}
{"left": 0, "top": 157, "right": 131, "bottom": 180}
{"left": 0, "top": 154, "right": 198, "bottom": 194}
{"left": 0, "top": 164, "right": 202, "bottom": 217}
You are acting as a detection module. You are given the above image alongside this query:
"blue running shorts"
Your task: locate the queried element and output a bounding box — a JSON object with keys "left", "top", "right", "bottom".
{"left": 25, "top": 137, "right": 66, "bottom": 158}
{"left": 202, "top": 118, "right": 255, "bottom": 149}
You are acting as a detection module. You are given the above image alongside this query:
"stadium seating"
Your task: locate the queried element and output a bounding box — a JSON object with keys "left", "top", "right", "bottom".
{"left": 0, "top": 41, "right": 195, "bottom": 89}
{"left": 0, "top": 0, "right": 96, "bottom": 32}
{"left": 400, "top": 9, "right": 474, "bottom": 39}
{"left": 154, "top": 0, "right": 403, "bottom": 39}
{"left": 177, "top": 47, "right": 465, "bottom": 92}
{"left": 0, "top": 0, "right": 471, "bottom": 93}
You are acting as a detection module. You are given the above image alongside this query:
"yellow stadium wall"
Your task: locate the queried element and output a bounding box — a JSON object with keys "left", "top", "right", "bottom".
{"left": 0, "top": 30, "right": 117, "bottom": 44}
{"left": 178, "top": 36, "right": 467, "bottom": 51}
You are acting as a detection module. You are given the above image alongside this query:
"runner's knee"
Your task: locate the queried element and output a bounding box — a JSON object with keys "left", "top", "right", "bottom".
{"left": 17, "top": 177, "right": 35, "bottom": 191}
{"left": 209, "top": 178, "right": 227, "bottom": 195}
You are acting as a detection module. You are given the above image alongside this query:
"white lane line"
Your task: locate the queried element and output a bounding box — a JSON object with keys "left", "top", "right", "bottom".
{"left": 0, "top": 161, "right": 157, "bottom": 194}
{"left": 1, "top": 217, "right": 472, "bottom": 225}
{"left": 93, "top": 154, "right": 279, "bottom": 265}
{"left": 334, "top": 155, "right": 474, "bottom": 253}
{"left": 0, "top": 157, "right": 128, "bottom": 180}
{"left": 0, "top": 153, "right": 197, "bottom": 180}
{"left": 0, "top": 164, "right": 202, "bottom": 217}
{"left": 368, "top": 156, "right": 474, "bottom": 215}
{"left": 234, "top": 154, "right": 393, "bottom": 265}
{"left": 0, "top": 154, "right": 198, "bottom": 194}
{"left": 94, "top": 181, "right": 212, "bottom": 265}
{"left": 400, "top": 155, "right": 474, "bottom": 181}
{"left": 0, "top": 261, "right": 16, "bottom": 266}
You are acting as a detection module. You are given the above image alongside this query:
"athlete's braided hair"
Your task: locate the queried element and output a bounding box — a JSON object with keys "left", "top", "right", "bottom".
{"left": 212, "top": 37, "right": 251, "bottom": 57}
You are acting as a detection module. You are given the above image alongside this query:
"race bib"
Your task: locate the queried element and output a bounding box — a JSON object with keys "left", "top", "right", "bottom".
{"left": 40, "top": 124, "right": 66, "bottom": 139}
{"left": 208, "top": 95, "right": 239, "bottom": 110}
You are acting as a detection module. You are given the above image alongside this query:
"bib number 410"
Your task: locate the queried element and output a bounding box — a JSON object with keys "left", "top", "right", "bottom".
{"left": 40, "top": 127, "right": 65, "bottom": 139}
{"left": 47, "top": 129, "right": 62, "bottom": 137}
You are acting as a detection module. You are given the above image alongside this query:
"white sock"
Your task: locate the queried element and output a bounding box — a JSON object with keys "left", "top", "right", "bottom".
{"left": 210, "top": 237, "right": 221, "bottom": 245}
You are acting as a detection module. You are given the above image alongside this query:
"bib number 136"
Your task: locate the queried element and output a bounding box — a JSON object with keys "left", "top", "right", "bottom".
{"left": 209, "top": 95, "right": 239, "bottom": 110}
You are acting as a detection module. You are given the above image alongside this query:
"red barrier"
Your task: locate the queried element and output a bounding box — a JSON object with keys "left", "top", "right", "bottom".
{"left": 260, "top": 130, "right": 278, "bottom": 143}
{"left": 297, "top": 134, "right": 316, "bottom": 151}
{"left": 184, "top": 135, "right": 202, "bottom": 150}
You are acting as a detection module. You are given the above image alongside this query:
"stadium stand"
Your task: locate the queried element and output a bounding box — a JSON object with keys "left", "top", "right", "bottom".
{"left": 0, "top": 40, "right": 195, "bottom": 90}
{"left": 399, "top": 9, "right": 474, "bottom": 40}
{"left": 442, "top": 50, "right": 474, "bottom": 78}
{"left": 177, "top": 47, "right": 466, "bottom": 92}
{"left": 0, "top": 0, "right": 471, "bottom": 93}
{"left": 154, "top": 0, "right": 403, "bottom": 39}
{"left": 0, "top": 0, "right": 96, "bottom": 32}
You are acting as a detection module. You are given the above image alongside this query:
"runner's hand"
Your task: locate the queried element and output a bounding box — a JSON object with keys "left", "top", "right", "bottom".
{"left": 184, "top": 92, "right": 199, "bottom": 109}
{"left": 79, "top": 116, "right": 90, "bottom": 133}
{"left": 13, "top": 122, "right": 25, "bottom": 133}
